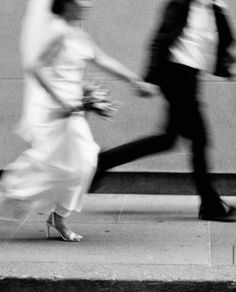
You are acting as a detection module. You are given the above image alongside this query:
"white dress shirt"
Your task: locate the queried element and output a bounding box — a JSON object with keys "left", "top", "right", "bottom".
{"left": 169, "top": 0, "right": 219, "bottom": 73}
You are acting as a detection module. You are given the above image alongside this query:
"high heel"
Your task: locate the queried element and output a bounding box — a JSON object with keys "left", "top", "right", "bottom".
{"left": 46, "top": 212, "right": 83, "bottom": 242}
{"left": 46, "top": 222, "right": 51, "bottom": 238}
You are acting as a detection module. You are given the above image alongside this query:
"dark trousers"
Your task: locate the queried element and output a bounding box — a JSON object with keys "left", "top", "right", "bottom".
{"left": 96, "top": 63, "right": 220, "bottom": 204}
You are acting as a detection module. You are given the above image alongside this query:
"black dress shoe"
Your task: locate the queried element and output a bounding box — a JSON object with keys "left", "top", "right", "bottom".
{"left": 199, "top": 201, "right": 236, "bottom": 222}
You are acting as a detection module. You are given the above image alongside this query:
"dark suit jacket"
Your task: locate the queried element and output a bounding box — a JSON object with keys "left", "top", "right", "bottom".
{"left": 144, "top": 0, "right": 235, "bottom": 85}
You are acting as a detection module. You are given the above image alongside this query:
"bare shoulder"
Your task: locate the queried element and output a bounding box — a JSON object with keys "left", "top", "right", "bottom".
{"left": 37, "top": 18, "right": 67, "bottom": 54}
{"left": 70, "top": 27, "right": 96, "bottom": 48}
{"left": 73, "top": 27, "right": 93, "bottom": 42}
{"left": 48, "top": 17, "right": 68, "bottom": 40}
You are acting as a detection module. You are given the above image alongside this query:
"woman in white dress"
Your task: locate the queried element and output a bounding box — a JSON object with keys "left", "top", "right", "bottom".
{"left": 0, "top": 0, "right": 156, "bottom": 241}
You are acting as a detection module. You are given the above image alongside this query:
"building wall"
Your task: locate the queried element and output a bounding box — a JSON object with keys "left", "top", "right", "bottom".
{"left": 0, "top": 0, "right": 235, "bottom": 174}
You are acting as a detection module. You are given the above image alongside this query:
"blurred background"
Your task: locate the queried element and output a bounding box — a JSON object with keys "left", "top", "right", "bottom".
{"left": 0, "top": 0, "right": 235, "bottom": 176}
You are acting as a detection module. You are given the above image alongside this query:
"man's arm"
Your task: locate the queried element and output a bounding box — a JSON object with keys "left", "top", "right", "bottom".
{"left": 144, "top": 0, "right": 191, "bottom": 84}
{"left": 213, "top": 2, "right": 235, "bottom": 78}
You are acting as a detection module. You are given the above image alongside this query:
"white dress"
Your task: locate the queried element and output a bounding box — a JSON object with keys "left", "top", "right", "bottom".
{"left": 1, "top": 23, "right": 100, "bottom": 214}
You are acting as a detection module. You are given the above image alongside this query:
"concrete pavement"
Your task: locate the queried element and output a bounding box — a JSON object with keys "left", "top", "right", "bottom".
{"left": 1, "top": 194, "right": 236, "bottom": 291}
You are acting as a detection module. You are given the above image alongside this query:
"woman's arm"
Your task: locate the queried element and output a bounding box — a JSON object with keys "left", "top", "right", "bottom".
{"left": 24, "top": 25, "right": 82, "bottom": 112}
{"left": 92, "top": 46, "right": 157, "bottom": 97}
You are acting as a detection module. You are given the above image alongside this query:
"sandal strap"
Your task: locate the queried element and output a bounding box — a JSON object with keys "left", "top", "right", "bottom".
{"left": 69, "top": 232, "right": 83, "bottom": 241}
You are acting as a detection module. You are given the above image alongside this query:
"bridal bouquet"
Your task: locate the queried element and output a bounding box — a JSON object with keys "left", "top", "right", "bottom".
{"left": 82, "top": 82, "right": 116, "bottom": 118}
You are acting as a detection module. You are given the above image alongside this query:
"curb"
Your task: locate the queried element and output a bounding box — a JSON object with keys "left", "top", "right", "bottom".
{"left": 1, "top": 278, "right": 236, "bottom": 292}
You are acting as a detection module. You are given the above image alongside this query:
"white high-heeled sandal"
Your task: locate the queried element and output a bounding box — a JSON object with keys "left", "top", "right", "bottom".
{"left": 46, "top": 212, "right": 83, "bottom": 242}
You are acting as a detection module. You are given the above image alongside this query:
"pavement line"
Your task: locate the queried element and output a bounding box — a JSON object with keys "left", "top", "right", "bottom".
{"left": 208, "top": 221, "right": 211, "bottom": 267}
{"left": 0, "top": 207, "right": 34, "bottom": 248}
{"left": 232, "top": 245, "right": 235, "bottom": 265}
{"left": 117, "top": 195, "right": 126, "bottom": 223}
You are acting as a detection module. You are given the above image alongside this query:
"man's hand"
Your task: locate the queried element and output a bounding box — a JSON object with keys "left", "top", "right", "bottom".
{"left": 133, "top": 80, "right": 159, "bottom": 98}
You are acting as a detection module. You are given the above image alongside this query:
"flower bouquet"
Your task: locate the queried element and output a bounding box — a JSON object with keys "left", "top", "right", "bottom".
{"left": 82, "top": 82, "right": 117, "bottom": 118}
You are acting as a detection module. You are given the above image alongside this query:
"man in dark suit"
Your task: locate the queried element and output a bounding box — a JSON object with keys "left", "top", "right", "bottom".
{"left": 91, "top": 0, "right": 235, "bottom": 221}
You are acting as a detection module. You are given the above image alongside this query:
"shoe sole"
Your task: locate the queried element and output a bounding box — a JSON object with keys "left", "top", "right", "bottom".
{"left": 199, "top": 209, "right": 236, "bottom": 222}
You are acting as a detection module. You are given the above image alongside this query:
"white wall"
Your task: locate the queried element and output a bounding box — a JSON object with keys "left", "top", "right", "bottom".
{"left": 0, "top": 0, "right": 235, "bottom": 173}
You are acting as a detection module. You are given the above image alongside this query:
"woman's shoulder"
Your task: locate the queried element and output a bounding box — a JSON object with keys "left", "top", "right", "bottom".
{"left": 48, "top": 17, "right": 68, "bottom": 39}
{"left": 68, "top": 27, "right": 94, "bottom": 47}
{"left": 71, "top": 27, "right": 93, "bottom": 42}
{"left": 69, "top": 28, "right": 96, "bottom": 59}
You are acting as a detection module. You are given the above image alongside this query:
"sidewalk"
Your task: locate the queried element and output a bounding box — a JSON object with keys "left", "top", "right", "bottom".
{"left": 1, "top": 194, "right": 236, "bottom": 290}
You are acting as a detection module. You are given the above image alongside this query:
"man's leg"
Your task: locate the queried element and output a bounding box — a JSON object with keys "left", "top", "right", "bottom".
{"left": 97, "top": 132, "right": 176, "bottom": 173}
{"left": 159, "top": 62, "right": 236, "bottom": 220}
{"left": 190, "top": 110, "right": 235, "bottom": 220}
{"left": 169, "top": 63, "right": 236, "bottom": 220}
{"left": 89, "top": 104, "right": 179, "bottom": 192}
{"left": 89, "top": 131, "right": 176, "bottom": 192}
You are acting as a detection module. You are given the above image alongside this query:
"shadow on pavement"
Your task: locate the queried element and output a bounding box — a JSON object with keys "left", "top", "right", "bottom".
{"left": 1, "top": 279, "right": 236, "bottom": 292}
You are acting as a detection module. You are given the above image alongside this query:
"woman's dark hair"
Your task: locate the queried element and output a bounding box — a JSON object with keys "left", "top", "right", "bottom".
{"left": 51, "top": 0, "right": 74, "bottom": 15}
